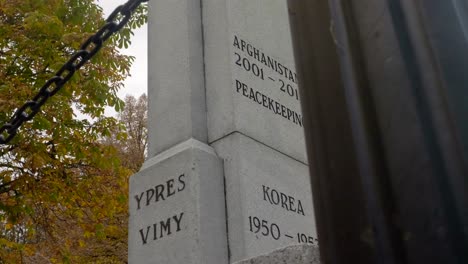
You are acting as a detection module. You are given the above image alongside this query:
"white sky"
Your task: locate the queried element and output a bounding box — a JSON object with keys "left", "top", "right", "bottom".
{"left": 96, "top": 0, "right": 148, "bottom": 115}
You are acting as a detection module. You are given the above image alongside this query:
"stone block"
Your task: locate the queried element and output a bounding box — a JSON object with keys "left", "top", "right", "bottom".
{"left": 203, "top": 0, "right": 308, "bottom": 163}
{"left": 212, "top": 133, "right": 317, "bottom": 263}
{"left": 147, "top": 0, "right": 207, "bottom": 157}
{"left": 233, "top": 244, "right": 321, "bottom": 264}
{"left": 128, "top": 139, "right": 228, "bottom": 264}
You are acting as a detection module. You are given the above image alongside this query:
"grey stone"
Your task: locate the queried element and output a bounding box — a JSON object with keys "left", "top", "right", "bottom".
{"left": 139, "top": 0, "right": 317, "bottom": 262}
{"left": 203, "top": 0, "right": 308, "bottom": 163}
{"left": 212, "top": 133, "right": 317, "bottom": 263}
{"left": 128, "top": 139, "right": 228, "bottom": 264}
{"left": 234, "top": 244, "right": 321, "bottom": 264}
{"left": 147, "top": 0, "right": 208, "bottom": 158}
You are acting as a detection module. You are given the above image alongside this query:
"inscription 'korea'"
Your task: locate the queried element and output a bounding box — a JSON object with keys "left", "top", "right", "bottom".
{"left": 139, "top": 212, "right": 184, "bottom": 245}
{"left": 262, "top": 185, "right": 305, "bottom": 216}
{"left": 134, "top": 174, "right": 186, "bottom": 210}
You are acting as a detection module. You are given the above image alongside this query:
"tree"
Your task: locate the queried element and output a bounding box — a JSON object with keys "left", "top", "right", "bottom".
{"left": 105, "top": 94, "right": 147, "bottom": 173}
{"left": 0, "top": 0, "right": 147, "bottom": 262}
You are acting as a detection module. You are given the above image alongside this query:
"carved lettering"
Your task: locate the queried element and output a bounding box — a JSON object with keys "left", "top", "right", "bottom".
{"left": 146, "top": 189, "right": 155, "bottom": 206}
{"left": 178, "top": 174, "right": 186, "bottom": 192}
{"left": 233, "top": 35, "right": 298, "bottom": 84}
{"left": 173, "top": 212, "right": 184, "bottom": 232}
{"left": 139, "top": 212, "right": 185, "bottom": 246}
{"left": 159, "top": 217, "right": 172, "bottom": 238}
{"left": 167, "top": 179, "right": 175, "bottom": 197}
{"left": 234, "top": 79, "right": 303, "bottom": 127}
{"left": 263, "top": 185, "right": 272, "bottom": 203}
{"left": 262, "top": 185, "right": 306, "bottom": 216}
{"left": 139, "top": 226, "right": 151, "bottom": 245}
{"left": 297, "top": 200, "right": 304, "bottom": 215}
{"left": 134, "top": 174, "right": 187, "bottom": 211}
{"left": 155, "top": 184, "right": 165, "bottom": 202}
{"left": 134, "top": 192, "right": 144, "bottom": 210}
{"left": 280, "top": 192, "right": 288, "bottom": 209}
{"left": 288, "top": 196, "right": 296, "bottom": 212}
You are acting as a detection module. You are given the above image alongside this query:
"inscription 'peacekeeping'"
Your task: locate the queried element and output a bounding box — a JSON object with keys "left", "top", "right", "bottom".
{"left": 235, "top": 80, "right": 303, "bottom": 127}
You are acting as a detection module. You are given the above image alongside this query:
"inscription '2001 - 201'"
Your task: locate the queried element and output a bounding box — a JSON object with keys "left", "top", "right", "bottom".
{"left": 233, "top": 35, "right": 297, "bottom": 84}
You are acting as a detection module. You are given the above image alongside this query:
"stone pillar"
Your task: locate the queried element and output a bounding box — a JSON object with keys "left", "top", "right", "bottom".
{"left": 203, "top": 0, "right": 317, "bottom": 262}
{"left": 147, "top": 0, "right": 207, "bottom": 156}
{"left": 129, "top": 0, "right": 318, "bottom": 263}
{"left": 128, "top": 0, "right": 227, "bottom": 263}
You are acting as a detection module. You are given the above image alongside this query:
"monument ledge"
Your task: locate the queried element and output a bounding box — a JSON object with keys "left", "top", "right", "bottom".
{"left": 233, "top": 244, "right": 321, "bottom": 264}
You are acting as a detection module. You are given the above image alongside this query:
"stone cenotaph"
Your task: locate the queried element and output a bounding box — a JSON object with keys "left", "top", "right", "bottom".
{"left": 129, "top": 0, "right": 317, "bottom": 263}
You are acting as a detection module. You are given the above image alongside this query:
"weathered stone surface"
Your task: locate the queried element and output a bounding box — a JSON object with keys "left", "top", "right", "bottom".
{"left": 138, "top": 0, "right": 317, "bottom": 262}
{"left": 212, "top": 133, "right": 317, "bottom": 263}
{"left": 128, "top": 139, "right": 228, "bottom": 264}
{"left": 203, "top": 0, "right": 308, "bottom": 163}
{"left": 233, "top": 244, "right": 321, "bottom": 264}
{"left": 147, "top": 0, "right": 208, "bottom": 157}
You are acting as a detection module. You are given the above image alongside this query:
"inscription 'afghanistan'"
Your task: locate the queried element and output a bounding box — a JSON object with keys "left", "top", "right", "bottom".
{"left": 233, "top": 35, "right": 298, "bottom": 84}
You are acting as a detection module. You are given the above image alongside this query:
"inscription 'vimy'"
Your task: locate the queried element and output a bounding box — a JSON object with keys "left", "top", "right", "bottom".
{"left": 139, "top": 212, "right": 184, "bottom": 245}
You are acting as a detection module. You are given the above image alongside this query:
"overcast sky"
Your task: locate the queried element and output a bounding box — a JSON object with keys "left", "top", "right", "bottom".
{"left": 97, "top": 0, "right": 148, "bottom": 114}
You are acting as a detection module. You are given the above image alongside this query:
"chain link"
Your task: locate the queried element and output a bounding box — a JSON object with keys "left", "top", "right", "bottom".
{"left": 0, "top": 0, "right": 148, "bottom": 144}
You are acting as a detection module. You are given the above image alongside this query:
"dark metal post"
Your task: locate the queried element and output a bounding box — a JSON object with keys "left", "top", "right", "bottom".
{"left": 288, "top": 0, "right": 468, "bottom": 263}
{"left": 287, "top": 1, "right": 377, "bottom": 263}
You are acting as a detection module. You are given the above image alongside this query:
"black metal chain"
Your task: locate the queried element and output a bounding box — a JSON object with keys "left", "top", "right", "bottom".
{"left": 0, "top": 0, "right": 148, "bottom": 145}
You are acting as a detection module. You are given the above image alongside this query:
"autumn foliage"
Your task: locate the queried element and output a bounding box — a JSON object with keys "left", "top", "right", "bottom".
{"left": 0, "top": 0, "right": 147, "bottom": 263}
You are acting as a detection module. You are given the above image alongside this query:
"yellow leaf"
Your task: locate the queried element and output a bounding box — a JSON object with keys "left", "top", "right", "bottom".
{"left": 78, "top": 240, "right": 86, "bottom": 247}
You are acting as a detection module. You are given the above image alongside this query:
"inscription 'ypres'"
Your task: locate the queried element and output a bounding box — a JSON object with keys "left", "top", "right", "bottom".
{"left": 134, "top": 174, "right": 186, "bottom": 210}
{"left": 262, "top": 185, "right": 305, "bottom": 216}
